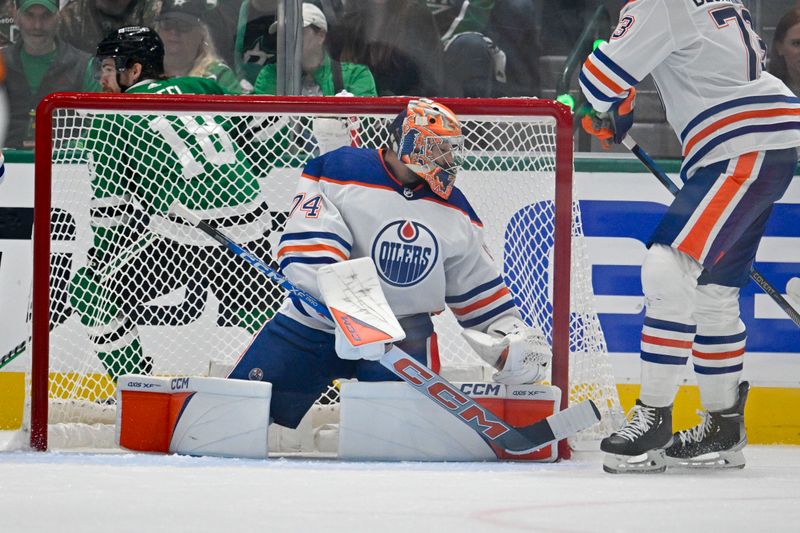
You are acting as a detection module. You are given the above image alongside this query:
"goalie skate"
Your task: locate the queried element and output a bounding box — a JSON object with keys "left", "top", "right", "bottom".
{"left": 665, "top": 381, "right": 749, "bottom": 470}
{"left": 601, "top": 400, "right": 673, "bottom": 474}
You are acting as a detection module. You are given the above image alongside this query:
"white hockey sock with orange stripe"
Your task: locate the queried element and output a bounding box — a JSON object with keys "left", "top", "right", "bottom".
{"left": 693, "top": 284, "right": 745, "bottom": 411}
{"left": 638, "top": 244, "right": 702, "bottom": 407}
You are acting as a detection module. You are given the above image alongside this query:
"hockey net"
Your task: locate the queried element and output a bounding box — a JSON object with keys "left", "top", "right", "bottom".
{"left": 26, "top": 94, "right": 622, "bottom": 455}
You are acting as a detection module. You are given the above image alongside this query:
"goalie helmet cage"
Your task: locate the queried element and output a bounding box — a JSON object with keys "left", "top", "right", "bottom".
{"left": 30, "top": 93, "right": 622, "bottom": 458}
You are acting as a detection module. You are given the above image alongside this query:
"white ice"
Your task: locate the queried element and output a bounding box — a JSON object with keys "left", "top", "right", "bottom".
{"left": 1, "top": 433, "right": 798, "bottom": 533}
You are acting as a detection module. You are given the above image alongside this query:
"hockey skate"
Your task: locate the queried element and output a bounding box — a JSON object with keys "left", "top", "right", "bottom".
{"left": 601, "top": 400, "right": 673, "bottom": 474}
{"left": 665, "top": 381, "right": 749, "bottom": 470}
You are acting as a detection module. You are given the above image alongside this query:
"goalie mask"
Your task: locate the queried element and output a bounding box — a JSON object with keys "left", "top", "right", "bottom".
{"left": 393, "top": 99, "right": 464, "bottom": 199}
{"left": 94, "top": 26, "right": 165, "bottom": 90}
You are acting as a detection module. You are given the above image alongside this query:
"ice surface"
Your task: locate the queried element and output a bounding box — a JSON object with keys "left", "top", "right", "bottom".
{"left": 1, "top": 432, "right": 798, "bottom": 532}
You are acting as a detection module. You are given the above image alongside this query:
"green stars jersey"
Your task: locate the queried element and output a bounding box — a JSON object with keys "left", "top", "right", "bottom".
{"left": 85, "top": 76, "right": 265, "bottom": 258}
{"left": 70, "top": 76, "right": 278, "bottom": 381}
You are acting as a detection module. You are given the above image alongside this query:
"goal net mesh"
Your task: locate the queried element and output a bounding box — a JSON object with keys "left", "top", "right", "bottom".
{"left": 29, "top": 97, "right": 622, "bottom": 451}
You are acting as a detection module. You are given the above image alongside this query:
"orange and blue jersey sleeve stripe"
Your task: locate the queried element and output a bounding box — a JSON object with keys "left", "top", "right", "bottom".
{"left": 446, "top": 276, "right": 517, "bottom": 330}
{"left": 276, "top": 231, "right": 352, "bottom": 271}
{"left": 579, "top": 46, "right": 639, "bottom": 112}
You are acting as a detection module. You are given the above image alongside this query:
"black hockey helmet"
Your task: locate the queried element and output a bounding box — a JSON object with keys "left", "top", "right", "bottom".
{"left": 95, "top": 26, "right": 165, "bottom": 82}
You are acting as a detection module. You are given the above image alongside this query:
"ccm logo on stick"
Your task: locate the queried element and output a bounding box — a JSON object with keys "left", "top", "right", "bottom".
{"left": 392, "top": 357, "right": 509, "bottom": 439}
{"left": 339, "top": 315, "right": 362, "bottom": 342}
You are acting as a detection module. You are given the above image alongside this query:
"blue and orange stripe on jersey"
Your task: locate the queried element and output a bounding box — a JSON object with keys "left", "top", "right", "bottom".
{"left": 679, "top": 94, "right": 800, "bottom": 181}
{"left": 277, "top": 231, "right": 352, "bottom": 271}
{"left": 579, "top": 46, "right": 640, "bottom": 111}
{"left": 446, "top": 276, "right": 517, "bottom": 329}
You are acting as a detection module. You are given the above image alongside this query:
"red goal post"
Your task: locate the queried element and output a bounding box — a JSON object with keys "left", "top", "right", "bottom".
{"left": 30, "top": 94, "right": 618, "bottom": 457}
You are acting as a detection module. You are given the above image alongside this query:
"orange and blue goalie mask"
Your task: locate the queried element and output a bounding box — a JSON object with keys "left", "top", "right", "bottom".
{"left": 397, "top": 99, "right": 464, "bottom": 199}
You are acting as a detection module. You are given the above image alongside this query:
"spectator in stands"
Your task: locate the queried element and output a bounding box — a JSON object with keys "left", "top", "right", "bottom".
{"left": 1, "top": 0, "right": 17, "bottom": 47}
{"left": 770, "top": 9, "right": 800, "bottom": 96}
{"left": 156, "top": 0, "right": 245, "bottom": 94}
{"left": 3, "top": 0, "right": 99, "bottom": 148}
{"left": 59, "top": 0, "right": 161, "bottom": 54}
{"left": 426, "top": 0, "right": 500, "bottom": 97}
{"left": 204, "top": 0, "right": 241, "bottom": 67}
{"left": 426, "top": 0, "right": 539, "bottom": 97}
{"left": 328, "top": 0, "right": 443, "bottom": 97}
{"left": 485, "top": 0, "right": 539, "bottom": 96}
{"left": 538, "top": 0, "right": 620, "bottom": 56}
{"left": 253, "top": 3, "right": 375, "bottom": 97}
{"left": 233, "top": 0, "right": 278, "bottom": 87}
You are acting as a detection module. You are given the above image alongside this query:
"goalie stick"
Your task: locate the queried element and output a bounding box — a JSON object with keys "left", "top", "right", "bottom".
{"left": 621, "top": 135, "right": 800, "bottom": 329}
{"left": 171, "top": 203, "right": 602, "bottom": 456}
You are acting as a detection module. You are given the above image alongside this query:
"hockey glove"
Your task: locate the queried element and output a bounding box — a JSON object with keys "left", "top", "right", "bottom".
{"left": 461, "top": 315, "right": 552, "bottom": 385}
{"left": 581, "top": 88, "right": 636, "bottom": 148}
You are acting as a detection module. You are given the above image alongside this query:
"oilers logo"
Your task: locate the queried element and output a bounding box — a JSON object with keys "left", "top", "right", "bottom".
{"left": 371, "top": 220, "right": 439, "bottom": 287}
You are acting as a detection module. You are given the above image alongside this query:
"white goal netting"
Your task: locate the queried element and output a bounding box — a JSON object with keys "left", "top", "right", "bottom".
{"left": 27, "top": 95, "right": 622, "bottom": 453}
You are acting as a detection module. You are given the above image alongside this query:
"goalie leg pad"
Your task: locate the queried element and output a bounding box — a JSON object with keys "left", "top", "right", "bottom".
{"left": 228, "top": 313, "right": 355, "bottom": 428}
{"left": 116, "top": 375, "right": 271, "bottom": 458}
{"left": 338, "top": 381, "right": 560, "bottom": 461}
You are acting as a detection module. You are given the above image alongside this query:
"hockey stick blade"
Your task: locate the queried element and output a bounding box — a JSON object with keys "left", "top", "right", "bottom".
{"left": 381, "top": 346, "right": 601, "bottom": 455}
{"left": 621, "top": 136, "right": 800, "bottom": 328}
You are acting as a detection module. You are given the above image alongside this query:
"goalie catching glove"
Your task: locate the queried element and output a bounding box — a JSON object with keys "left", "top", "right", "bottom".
{"left": 461, "top": 315, "right": 552, "bottom": 385}
{"left": 581, "top": 87, "right": 636, "bottom": 148}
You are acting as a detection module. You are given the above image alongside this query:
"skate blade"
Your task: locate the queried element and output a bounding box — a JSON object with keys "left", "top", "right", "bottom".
{"left": 665, "top": 450, "right": 745, "bottom": 470}
{"left": 603, "top": 450, "right": 667, "bottom": 474}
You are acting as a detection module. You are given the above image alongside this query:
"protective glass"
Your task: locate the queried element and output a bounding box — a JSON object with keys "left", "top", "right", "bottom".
{"left": 157, "top": 19, "right": 199, "bottom": 34}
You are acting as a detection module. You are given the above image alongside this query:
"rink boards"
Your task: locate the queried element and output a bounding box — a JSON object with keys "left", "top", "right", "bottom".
{"left": 0, "top": 157, "right": 798, "bottom": 442}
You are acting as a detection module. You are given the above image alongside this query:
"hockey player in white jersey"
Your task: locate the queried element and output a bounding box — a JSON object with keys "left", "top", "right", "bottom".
{"left": 227, "top": 98, "right": 551, "bottom": 430}
{"left": 580, "top": 0, "right": 800, "bottom": 473}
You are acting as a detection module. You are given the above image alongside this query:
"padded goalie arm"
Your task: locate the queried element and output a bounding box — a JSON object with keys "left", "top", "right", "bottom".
{"left": 275, "top": 160, "right": 354, "bottom": 319}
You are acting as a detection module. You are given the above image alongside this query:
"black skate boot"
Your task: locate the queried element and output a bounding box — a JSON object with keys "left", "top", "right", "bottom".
{"left": 601, "top": 400, "right": 673, "bottom": 474}
{"left": 665, "top": 381, "right": 749, "bottom": 469}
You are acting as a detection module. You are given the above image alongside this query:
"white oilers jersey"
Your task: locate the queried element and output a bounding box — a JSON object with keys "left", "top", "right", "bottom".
{"left": 580, "top": 0, "right": 800, "bottom": 181}
{"left": 275, "top": 146, "right": 519, "bottom": 333}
